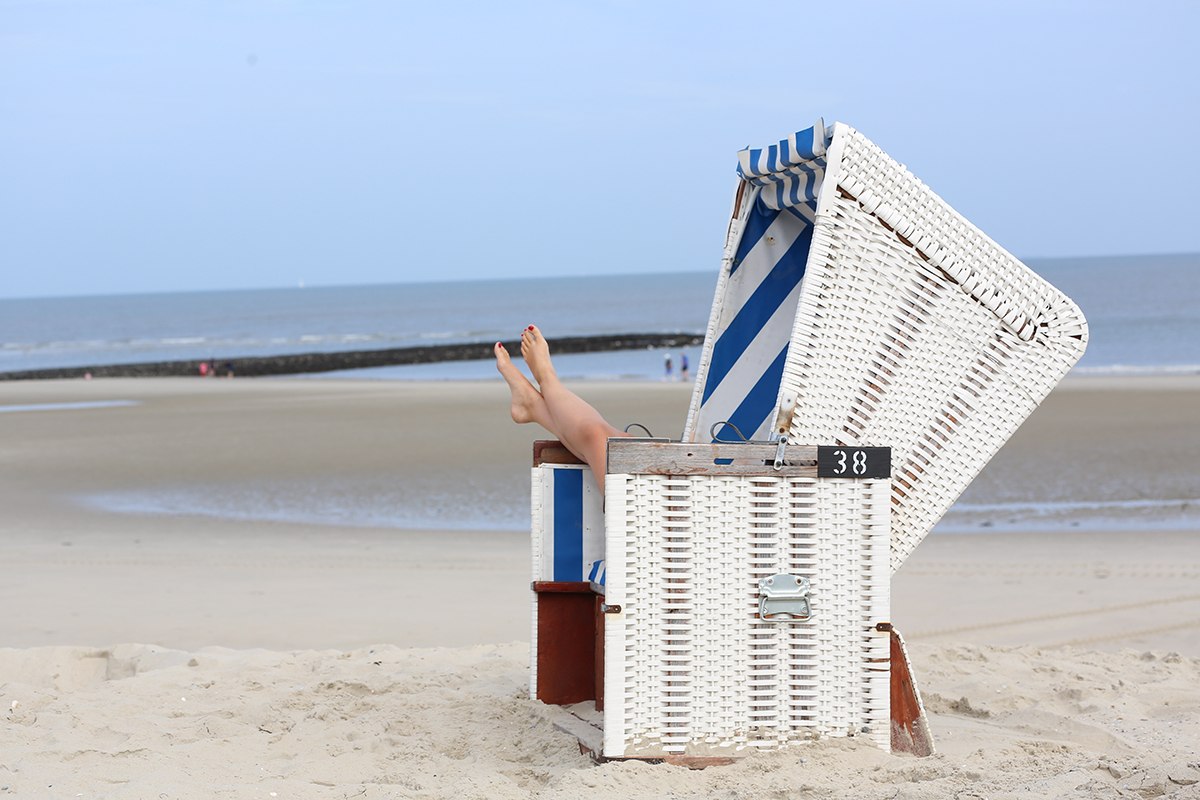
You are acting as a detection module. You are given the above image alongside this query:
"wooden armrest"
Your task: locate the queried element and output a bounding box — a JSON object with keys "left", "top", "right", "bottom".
{"left": 533, "top": 439, "right": 584, "bottom": 466}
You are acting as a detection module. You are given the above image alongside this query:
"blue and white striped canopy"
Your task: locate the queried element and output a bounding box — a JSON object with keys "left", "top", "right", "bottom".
{"left": 736, "top": 122, "right": 829, "bottom": 211}
{"left": 691, "top": 121, "right": 831, "bottom": 442}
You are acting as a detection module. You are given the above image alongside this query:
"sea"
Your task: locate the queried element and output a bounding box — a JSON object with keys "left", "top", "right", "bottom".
{"left": 3, "top": 253, "right": 1198, "bottom": 380}
{"left": 2, "top": 253, "right": 1198, "bottom": 534}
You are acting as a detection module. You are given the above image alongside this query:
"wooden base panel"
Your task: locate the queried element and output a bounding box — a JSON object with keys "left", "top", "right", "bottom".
{"left": 548, "top": 708, "right": 736, "bottom": 769}
{"left": 533, "top": 582, "right": 596, "bottom": 706}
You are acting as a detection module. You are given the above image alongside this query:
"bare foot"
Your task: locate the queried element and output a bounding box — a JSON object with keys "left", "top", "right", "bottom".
{"left": 495, "top": 342, "right": 545, "bottom": 424}
{"left": 520, "top": 325, "right": 555, "bottom": 386}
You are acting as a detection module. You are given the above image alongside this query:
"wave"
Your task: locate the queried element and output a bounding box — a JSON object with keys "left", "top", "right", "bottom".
{"left": 951, "top": 498, "right": 1199, "bottom": 515}
{"left": 1072, "top": 364, "right": 1200, "bottom": 376}
{"left": 2, "top": 331, "right": 463, "bottom": 353}
{"left": 937, "top": 496, "right": 1200, "bottom": 534}
{"left": 0, "top": 400, "right": 140, "bottom": 414}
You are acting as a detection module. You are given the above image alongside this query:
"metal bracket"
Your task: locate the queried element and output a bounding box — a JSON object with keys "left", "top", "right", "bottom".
{"left": 773, "top": 438, "right": 788, "bottom": 471}
{"left": 758, "top": 574, "right": 812, "bottom": 621}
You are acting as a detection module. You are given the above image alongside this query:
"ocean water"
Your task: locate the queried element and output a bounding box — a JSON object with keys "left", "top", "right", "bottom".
{"left": 0, "top": 272, "right": 716, "bottom": 379}
{"left": 2, "top": 253, "right": 1198, "bottom": 379}
{"left": 1026, "top": 253, "right": 1200, "bottom": 375}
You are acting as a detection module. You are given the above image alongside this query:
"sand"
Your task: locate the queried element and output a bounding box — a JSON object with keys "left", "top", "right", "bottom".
{"left": 1, "top": 375, "right": 1198, "bottom": 798}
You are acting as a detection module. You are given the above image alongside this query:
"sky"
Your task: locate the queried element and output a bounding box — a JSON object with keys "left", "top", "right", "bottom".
{"left": 2, "top": 0, "right": 1198, "bottom": 299}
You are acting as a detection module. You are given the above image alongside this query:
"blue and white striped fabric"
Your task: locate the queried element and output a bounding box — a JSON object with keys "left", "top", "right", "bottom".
{"left": 691, "top": 122, "right": 831, "bottom": 443}
{"left": 736, "top": 121, "right": 828, "bottom": 211}
{"left": 534, "top": 464, "right": 605, "bottom": 584}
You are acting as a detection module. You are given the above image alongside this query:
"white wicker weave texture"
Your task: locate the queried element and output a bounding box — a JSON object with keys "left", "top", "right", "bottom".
{"left": 782, "top": 125, "right": 1088, "bottom": 572}
{"left": 603, "top": 473, "right": 891, "bottom": 758}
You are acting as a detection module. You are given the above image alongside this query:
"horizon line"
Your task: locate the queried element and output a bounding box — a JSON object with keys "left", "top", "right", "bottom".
{"left": 3, "top": 250, "right": 1197, "bottom": 303}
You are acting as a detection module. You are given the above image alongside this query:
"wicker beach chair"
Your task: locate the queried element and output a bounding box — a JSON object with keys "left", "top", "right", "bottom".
{"left": 685, "top": 120, "right": 1088, "bottom": 571}
{"left": 530, "top": 120, "right": 1088, "bottom": 763}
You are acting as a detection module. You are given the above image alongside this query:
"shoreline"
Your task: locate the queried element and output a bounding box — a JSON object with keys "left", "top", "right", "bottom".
{"left": 70, "top": 484, "right": 1200, "bottom": 537}
{"left": 1, "top": 373, "right": 1197, "bottom": 654}
{"left": 0, "top": 331, "right": 704, "bottom": 380}
{"left": 5, "top": 373, "right": 1196, "bottom": 539}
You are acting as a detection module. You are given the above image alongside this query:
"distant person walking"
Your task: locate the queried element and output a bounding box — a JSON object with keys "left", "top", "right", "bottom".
{"left": 680, "top": 352, "right": 689, "bottom": 382}
{"left": 664, "top": 353, "right": 673, "bottom": 380}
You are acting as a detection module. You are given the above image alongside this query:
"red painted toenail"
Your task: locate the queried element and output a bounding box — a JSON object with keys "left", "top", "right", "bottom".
{"left": 527, "top": 325, "right": 534, "bottom": 330}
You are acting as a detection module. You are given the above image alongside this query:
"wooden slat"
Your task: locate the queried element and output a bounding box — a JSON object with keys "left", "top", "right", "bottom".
{"left": 532, "top": 581, "right": 594, "bottom": 594}
{"left": 550, "top": 702, "right": 738, "bottom": 769}
{"left": 533, "top": 440, "right": 583, "bottom": 466}
{"left": 606, "top": 440, "right": 818, "bottom": 476}
{"left": 890, "top": 628, "right": 935, "bottom": 756}
{"left": 551, "top": 710, "right": 604, "bottom": 756}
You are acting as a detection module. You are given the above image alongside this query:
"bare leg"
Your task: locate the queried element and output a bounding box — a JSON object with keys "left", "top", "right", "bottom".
{"left": 494, "top": 343, "right": 557, "bottom": 435}
{"left": 521, "top": 325, "right": 628, "bottom": 492}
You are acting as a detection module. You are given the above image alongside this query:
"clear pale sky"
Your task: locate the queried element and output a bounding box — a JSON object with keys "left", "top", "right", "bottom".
{"left": 2, "top": 0, "right": 1197, "bottom": 298}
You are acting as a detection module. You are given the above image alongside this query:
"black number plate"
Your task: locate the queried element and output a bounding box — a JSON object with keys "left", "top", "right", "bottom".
{"left": 817, "top": 446, "right": 891, "bottom": 479}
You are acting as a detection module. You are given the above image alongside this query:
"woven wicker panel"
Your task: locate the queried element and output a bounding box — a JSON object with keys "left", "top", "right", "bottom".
{"left": 602, "top": 473, "right": 891, "bottom": 758}
{"left": 781, "top": 125, "right": 1088, "bottom": 572}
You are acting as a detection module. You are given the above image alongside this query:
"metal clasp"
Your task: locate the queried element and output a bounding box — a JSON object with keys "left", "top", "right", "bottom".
{"left": 773, "top": 438, "right": 788, "bottom": 471}
{"left": 758, "top": 574, "right": 812, "bottom": 621}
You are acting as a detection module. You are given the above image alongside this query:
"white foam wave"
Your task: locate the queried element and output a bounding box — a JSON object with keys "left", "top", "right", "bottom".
{"left": 0, "top": 400, "right": 140, "bottom": 414}
{"left": 938, "top": 495, "right": 1200, "bottom": 534}
{"left": 1072, "top": 364, "right": 1200, "bottom": 376}
{"left": 953, "top": 498, "right": 1200, "bottom": 515}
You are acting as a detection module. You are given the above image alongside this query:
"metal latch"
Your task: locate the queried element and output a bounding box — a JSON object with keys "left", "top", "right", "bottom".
{"left": 758, "top": 574, "right": 812, "bottom": 621}
{"left": 773, "top": 438, "right": 788, "bottom": 471}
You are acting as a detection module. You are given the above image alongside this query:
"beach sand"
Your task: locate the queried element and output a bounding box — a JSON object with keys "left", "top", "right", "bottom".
{"left": 1, "top": 375, "right": 1198, "bottom": 798}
